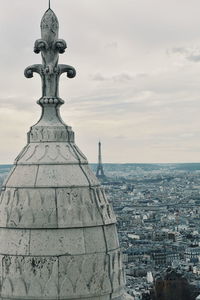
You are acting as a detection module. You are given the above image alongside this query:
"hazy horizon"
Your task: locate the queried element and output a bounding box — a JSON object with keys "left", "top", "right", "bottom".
{"left": 2, "top": 162, "right": 200, "bottom": 166}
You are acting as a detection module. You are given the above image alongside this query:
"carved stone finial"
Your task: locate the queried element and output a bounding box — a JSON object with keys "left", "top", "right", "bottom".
{"left": 24, "top": 8, "right": 76, "bottom": 101}
{"left": 41, "top": 8, "right": 58, "bottom": 42}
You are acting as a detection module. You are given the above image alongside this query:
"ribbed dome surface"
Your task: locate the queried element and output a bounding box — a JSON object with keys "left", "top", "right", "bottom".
{"left": 0, "top": 138, "right": 125, "bottom": 300}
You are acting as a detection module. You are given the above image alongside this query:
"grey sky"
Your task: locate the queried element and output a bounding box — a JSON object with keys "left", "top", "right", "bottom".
{"left": 1, "top": 0, "right": 200, "bottom": 163}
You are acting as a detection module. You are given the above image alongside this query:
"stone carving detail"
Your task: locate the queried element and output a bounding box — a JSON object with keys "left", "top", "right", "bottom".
{"left": 25, "top": 9, "right": 76, "bottom": 99}
{"left": 37, "top": 97, "right": 64, "bottom": 105}
{"left": 0, "top": 188, "right": 57, "bottom": 228}
{"left": 57, "top": 187, "right": 103, "bottom": 227}
{"left": 0, "top": 251, "right": 123, "bottom": 298}
{"left": 28, "top": 126, "right": 75, "bottom": 143}
{"left": 109, "top": 250, "right": 124, "bottom": 292}
{"left": 0, "top": 187, "right": 116, "bottom": 228}
{"left": 24, "top": 63, "right": 76, "bottom": 99}
{"left": 16, "top": 143, "right": 79, "bottom": 164}
{"left": 59, "top": 254, "right": 111, "bottom": 297}
{"left": 92, "top": 187, "right": 116, "bottom": 224}
{"left": 1, "top": 256, "right": 58, "bottom": 298}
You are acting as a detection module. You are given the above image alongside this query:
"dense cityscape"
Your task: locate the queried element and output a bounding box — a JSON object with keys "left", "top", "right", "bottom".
{"left": 93, "top": 163, "right": 200, "bottom": 300}
{"left": 0, "top": 163, "right": 200, "bottom": 299}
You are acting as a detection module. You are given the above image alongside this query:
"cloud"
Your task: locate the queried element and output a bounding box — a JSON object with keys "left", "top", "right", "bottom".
{"left": 91, "top": 73, "right": 107, "bottom": 81}
{"left": 171, "top": 47, "right": 187, "bottom": 54}
{"left": 91, "top": 72, "right": 141, "bottom": 82}
{"left": 187, "top": 55, "right": 200, "bottom": 62}
{"left": 112, "top": 73, "right": 133, "bottom": 82}
{"left": 171, "top": 46, "right": 200, "bottom": 62}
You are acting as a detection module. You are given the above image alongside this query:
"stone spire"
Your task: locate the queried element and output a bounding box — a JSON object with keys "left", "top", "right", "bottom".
{"left": 0, "top": 6, "right": 133, "bottom": 300}
{"left": 24, "top": 7, "right": 76, "bottom": 144}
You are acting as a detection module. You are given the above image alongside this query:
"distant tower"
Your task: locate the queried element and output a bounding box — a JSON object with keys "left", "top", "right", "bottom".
{"left": 96, "top": 141, "right": 106, "bottom": 179}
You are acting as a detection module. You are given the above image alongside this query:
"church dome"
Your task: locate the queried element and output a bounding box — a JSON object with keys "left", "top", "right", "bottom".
{"left": 0, "top": 5, "right": 133, "bottom": 300}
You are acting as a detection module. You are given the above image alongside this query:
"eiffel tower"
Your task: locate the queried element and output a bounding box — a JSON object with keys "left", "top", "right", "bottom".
{"left": 96, "top": 141, "right": 106, "bottom": 180}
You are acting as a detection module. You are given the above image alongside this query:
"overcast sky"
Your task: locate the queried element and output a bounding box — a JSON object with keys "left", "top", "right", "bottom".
{"left": 1, "top": 0, "right": 200, "bottom": 163}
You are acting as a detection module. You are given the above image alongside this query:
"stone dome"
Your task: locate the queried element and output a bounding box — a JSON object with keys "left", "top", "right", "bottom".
{"left": 0, "top": 6, "right": 133, "bottom": 300}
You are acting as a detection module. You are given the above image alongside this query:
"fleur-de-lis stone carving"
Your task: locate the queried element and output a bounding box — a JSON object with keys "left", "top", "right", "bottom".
{"left": 24, "top": 8, "right": 76, "bottom": 100}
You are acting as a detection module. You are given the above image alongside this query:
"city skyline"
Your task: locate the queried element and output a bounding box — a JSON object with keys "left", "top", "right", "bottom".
{"left": 1, "top": 0, "right": 200, "bottom": 163}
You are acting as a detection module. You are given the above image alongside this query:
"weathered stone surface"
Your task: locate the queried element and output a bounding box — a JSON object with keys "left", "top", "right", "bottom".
{"left": 71, "top": 143, "right": 88, "bottom": 164}
{"left": 36, "top": 165, "right": 89, "bottom": 187}
{"left": 0, "top": 187, "right": 116, "bottom": 229}
{"left": 109, "top": 250, "right": 124, "bottom": 293}
{"left": 83, "top": 226, "right": 106, "bottom": 253}
{"left": 29, "top": 228, "right": 85, "bottom": 256}
{"left": 0, "top": 229, "right": 29, "bottom": 255}
{"left": 57, "top": 187, "right": 104, "bottom": 228}
{"left": 59, "top": 253, "right": 112, "bottom": 297}
{"left": 81, "top": 164, "right": 100, "bottom": 186}
{"left": 104, "top": 224, "right": 120, "bottom": 251}
{"left": 0, "top": 251, "right": 124, "bottom": 299}
{"left": 1, "top": 256, "right": 59, "bottom": 299}
{"left": 29, "top": 124, "right": 75, "bottom": 143}
{"left": 0, "top": 188, "right": 57, "bottom": 228}
{"left": 6, "top": 165, "right": 38, "bottom": 188}
{"left": 16, "top": 142, "right": 80, "bottom": 165}
{"left": 92, "top": 187, "right": 116, "bottom": 224}
{"left": 0, "top": 227, "right": 122, "bottom": 259}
